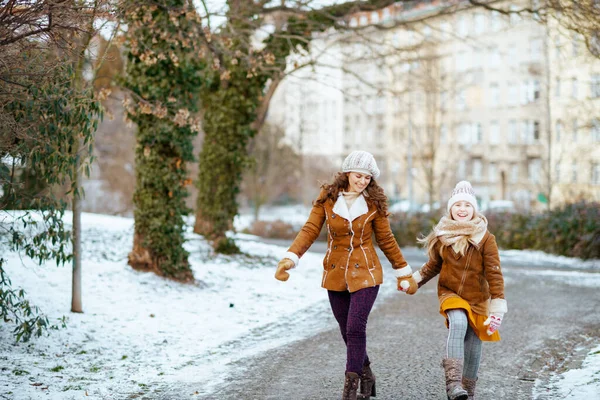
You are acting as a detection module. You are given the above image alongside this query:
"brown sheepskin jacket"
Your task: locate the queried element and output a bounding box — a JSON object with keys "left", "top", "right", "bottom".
{"left": 414, "top": 231, "right": 505, "bottom": 315}
{"left": 284, "top": 190, "right": 411, "bottom": 293}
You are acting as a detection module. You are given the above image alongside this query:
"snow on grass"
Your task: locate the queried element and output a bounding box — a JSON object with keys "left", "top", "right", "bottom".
{"left": 500, "top": 249, "right": 600, "bottom": 271}
{"left": 0, "top": 212, "right": 328, "bottom": 399}
{"left": 534, "top": 345, "right": 600, "bottom": 399}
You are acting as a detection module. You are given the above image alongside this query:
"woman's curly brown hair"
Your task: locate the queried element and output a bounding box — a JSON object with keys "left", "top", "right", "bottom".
{"left": 315, "top": 172, "right": 389, "bottom": 215}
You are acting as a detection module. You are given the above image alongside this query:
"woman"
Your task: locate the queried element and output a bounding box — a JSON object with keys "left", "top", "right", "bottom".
{"left": 412, "top": 181, "right": 507, "bottom": 400}
{"left": 274, "top": 150, "right": 417, "bottom": 400}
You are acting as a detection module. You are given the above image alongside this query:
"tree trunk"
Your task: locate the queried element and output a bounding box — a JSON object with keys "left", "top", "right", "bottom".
{"left": 71, "top": 145, "right": 83, "bottom": 313}
{"left": 122, "top": 0, "right": 200, "bottom": 281}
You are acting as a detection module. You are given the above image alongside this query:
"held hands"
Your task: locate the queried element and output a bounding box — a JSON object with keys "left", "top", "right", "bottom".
{"left": 484, "top": 298, "right": 508, "bottom": 335}
{"left": 397, "top": 275, "right": 418, "bottom": 295}
{"left": 274, "top": 258, "right": 295, "bottom": 282}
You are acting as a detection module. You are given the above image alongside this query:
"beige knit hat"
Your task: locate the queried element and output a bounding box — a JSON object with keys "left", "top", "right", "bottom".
{"left": 341, "top": 151, "right": 380, "bottom": 179}
{"left": 447, "top": 181, "right": 478, "bottom": 212}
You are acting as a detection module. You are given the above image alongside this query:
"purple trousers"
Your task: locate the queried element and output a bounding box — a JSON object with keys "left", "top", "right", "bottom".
{"left": 328, "top": 285, "right": 379, "bottom": 374}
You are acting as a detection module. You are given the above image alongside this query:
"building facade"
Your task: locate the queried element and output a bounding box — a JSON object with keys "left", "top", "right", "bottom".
{"left": 269, "top": 0, "right": 600, "bottom": 211}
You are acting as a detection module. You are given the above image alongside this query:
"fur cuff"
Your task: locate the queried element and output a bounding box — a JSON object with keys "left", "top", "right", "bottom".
{"left": 413, "top": 270, "right": 423, "bottom": 284}
{"left": 283, "top": 252, "right": 299, "bottom": 268}
{"left": 489, "top": 298, "right": 507, "bottom": 314}
{"left": 394, "top": 265, "right": 412, "bottom": 278}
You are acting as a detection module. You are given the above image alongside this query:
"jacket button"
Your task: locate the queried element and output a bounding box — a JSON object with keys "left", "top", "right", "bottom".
{"left": 355, "top": 263, "right": 359, "bottom": 268}
{"left": 331, "top": 264, "right": 335, "bottom": 269}
{"left": 334, "top": 245, "right": 337, "bottom": 250}
{"left": 332, "top": 214, "right": 336, "bottom": 218}
{"left": 347, "top": 247, "right": 351, "bottom": 252}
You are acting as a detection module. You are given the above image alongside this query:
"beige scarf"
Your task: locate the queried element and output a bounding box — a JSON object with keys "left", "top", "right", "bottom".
{"left": 434, "top": 215, "right": 488, "bottom": 254}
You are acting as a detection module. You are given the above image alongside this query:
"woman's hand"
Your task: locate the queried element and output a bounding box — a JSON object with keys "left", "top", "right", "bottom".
{"left": 397, "top": 275, "right": 418, "bottom": 295}
{"left": 274, "top": 258, "right": 295, "bottom": 281}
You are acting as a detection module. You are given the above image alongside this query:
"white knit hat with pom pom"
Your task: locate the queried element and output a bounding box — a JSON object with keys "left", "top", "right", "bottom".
{"left": 447, "top": 181, "right": 478, "bottom": 212}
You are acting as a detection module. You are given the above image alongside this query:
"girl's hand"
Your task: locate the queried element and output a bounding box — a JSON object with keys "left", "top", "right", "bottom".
{"left": 484, "top": 298, "right": 508, "bottom": 335}
{"left": 275, "top": 258, "right": 295, "bottom": 281}
{"left": 397, "top": 275, "right": 418, "bottom": 295}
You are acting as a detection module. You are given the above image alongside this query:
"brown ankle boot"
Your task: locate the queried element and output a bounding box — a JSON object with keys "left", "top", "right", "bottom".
{"left": 342, "top": 372, "right": 360, "bottom": 400}
{"left": 462, "top": 377, "right": 477, "bottom": 399}
{"left": 442, "top": 358, "right": 468, "bottom": 400}
{"left": 358, "top": 362, "right": 376, "bottom": 399}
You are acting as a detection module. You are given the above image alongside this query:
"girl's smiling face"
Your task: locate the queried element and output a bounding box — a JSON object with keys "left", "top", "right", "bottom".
{"left": 347, "top": 172, "right": 371, "bottom": 193}
{"left": 451, "top": 201, "right": 475, "bottom": 221}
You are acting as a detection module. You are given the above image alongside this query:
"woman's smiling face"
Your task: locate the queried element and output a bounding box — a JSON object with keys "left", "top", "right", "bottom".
{"left": 347, "top": 172, "right": 371, "bottom": 193}
{"left": 450, "top": 201, "right": 474, "bottom": 221}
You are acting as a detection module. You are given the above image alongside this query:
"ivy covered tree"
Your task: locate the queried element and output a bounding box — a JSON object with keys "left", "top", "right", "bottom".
{"left": 121, "top": 0, "right": 205, "bottom": 280}
{"left": 194, "top": 0, "right": 397, "bottom": 252}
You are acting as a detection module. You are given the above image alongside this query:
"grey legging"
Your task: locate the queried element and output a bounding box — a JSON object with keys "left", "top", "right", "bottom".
{"left": 446, "top": 308, "right": 482, "bottom": 379}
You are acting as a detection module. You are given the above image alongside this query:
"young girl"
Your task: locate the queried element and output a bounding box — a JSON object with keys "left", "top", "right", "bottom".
{"left": 412, "top": 181, "right": 507, "bottom": 400}
{"left": 274, "top": 150, "right": 417, "bottom": 400}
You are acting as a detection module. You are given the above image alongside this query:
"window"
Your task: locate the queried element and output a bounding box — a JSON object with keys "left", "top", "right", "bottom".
{"left": 489, "top": 162, "right": 497, "bottom": 182}
{"left": 555, "top": 78, "right": 561, "bottom": 97}
{"left": 593, "top": 119, "right": 600, "bottom": 142}
{"left": 509, "top": 5, "right": 521, "bottom": 24}
{"left": 591, "top": 31, "right": 600, "bottom": 57}
{"left": 520, "top": 120, "right": 530, "bottom": 143}
{"left": 555, "top": 163, "right": 561, "bottom": 183}
{"left": 455, "top": 52, "right": 468, "bottom": 71}
{"left": 572, "top": 33, "right": 579, "bottom": 57}
{"left": 511, "top": 164, "right": 519, "bottom": 183}
{"left": 592, "top": 74, "right": 600, "bottom": 98}
{"left": 572, "top": 119, "right": 578, "bottom": 142}
{"left": 490, "top": 121, "right": 500, "bottom": 144}
{"left": 440, "top": 124, "right": 448, "bottom": 144}
{"left": 509, "top": 120, "right": 518, "bottom": 143}
{"left": 508, "top": 44, "right": 518, "bottom": 65}
{"left": 473, "top": 159, "right": 483, "bottom": 181}
{"left": 572, "top": 161, "right": 578, "bottom": 183}
{"left": 458, "top": 159, "right": 467, "bottom": 179}
{"left": 441, "top": 22, "right": 452, "bottom": 40}
{"left": 572, "top": 77, "right": 578, "bottom": 98}
{"left": 556, "top": 121, "right": 562, "bottom": 141}
{"left": 489, "top": 46, "right": 501, "bottom": 68}
{"left": 459, "top": 123, "right": 470, "bottom": 144}
{"left": 359, "top": 15, "right": 368, "bottom": 25}
{"left": 508, "top": 82, "right": 518, "bottom": 106}
{"left": 456, "top": 90, "right": 466, "bottom": 110}
{"left": 382, "top": 8, "right": 391, "bottom": 21}
{"left": 521, "top": 80, "right": 541, "bottom": 104}
{"left": 491, "top": 11, "right": 502, "bottom": 31}
{"left": 474, "top": 14, "right": 486, "bottom": 35}
{"left": 350, "top": 17, "right": 358, "bottom": 27}
{"left": 592, "top": 163, "right": 600, "bottom": 185}
{"left": 533, "top": 121, "right": 540, "bottom": 141}
{"left": 490, "top": 83, "right": 500, "bottom": 106}
{"left": 457, "top": 15, "right": 469, "bottom": 37}
{"left": 474, "top": 123, "right": 483, "bottom": 143}
{"left": 529, "top": 159, "right": 541, "bottom": 183}
{"left": 440, "top": 91, "right": 448, "bottom": 110}
{"left": 371, "top": 11, "right": 379, "bottom": 24}
{"left": 531, "top": 38, "right": 543, "bottom": 60}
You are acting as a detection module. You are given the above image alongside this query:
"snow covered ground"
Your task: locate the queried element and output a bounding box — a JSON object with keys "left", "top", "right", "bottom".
{"left": 1, "top": 210, "right": 599, "bottom": 399}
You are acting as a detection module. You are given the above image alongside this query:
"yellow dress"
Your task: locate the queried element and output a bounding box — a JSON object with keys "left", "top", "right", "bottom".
{"left": 440, "top": 296, "right": 501, "bottom": 342}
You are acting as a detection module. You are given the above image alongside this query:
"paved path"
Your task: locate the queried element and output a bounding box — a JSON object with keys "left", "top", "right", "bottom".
{"left": 197, "top": 241, "right": 600, "bottom": 399}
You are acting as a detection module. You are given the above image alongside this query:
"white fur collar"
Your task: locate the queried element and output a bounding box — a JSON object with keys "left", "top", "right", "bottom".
{"left": 332, "top": 192, "right": 369, "bottom": 222}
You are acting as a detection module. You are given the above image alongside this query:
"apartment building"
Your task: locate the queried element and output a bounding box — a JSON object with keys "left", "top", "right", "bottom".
{"left": 270, "top": 0, "right": 600, "bottom": 210}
